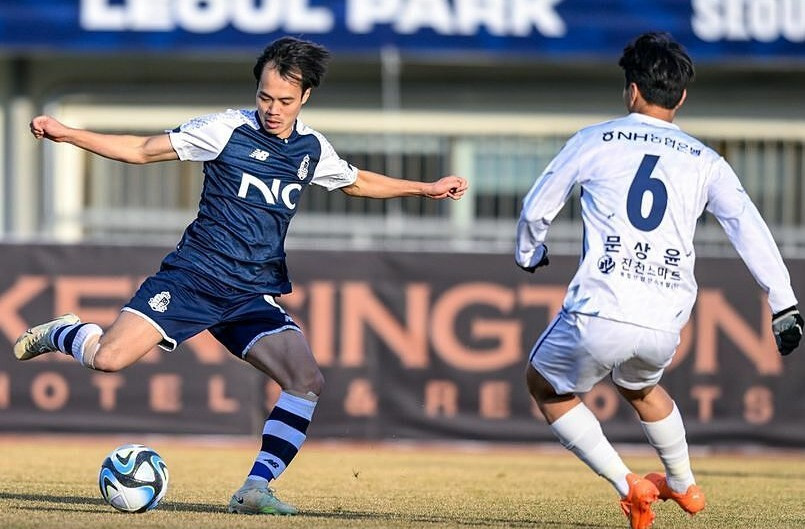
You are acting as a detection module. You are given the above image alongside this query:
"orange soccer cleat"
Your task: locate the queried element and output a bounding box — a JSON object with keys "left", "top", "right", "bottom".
{"left": 644, "top": 472, "right": 706, "bottom": 515}
{"left": 619, "top": 473, "right": 660, "bottom": 529}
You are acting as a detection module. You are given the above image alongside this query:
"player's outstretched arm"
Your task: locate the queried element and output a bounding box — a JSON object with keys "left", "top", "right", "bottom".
{"left": 341, "top": 169, "right": 468, "bottom": 200}
{"left": 30, "top": 115, "right": 179, "bottom": 164}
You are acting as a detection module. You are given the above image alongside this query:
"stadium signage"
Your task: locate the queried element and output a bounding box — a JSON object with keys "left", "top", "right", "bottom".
{"left": 0, "top": 278, "right": 781, "bottom": 423}
{"left": 1, "top": 1, "right": 804, "bottom": 60}
{"left": 80, "top": 0, "right": 566, "bottom": 37}
{"left": 692, "top": 0, "right": 805, "bottom": 42}
{"left": 0, "top": 245, "right": 802, "bottom": 445}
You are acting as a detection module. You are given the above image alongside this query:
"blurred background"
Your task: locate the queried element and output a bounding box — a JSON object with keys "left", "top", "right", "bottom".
{"left": 1, "top": 1, "right": 804, "bottom": 446}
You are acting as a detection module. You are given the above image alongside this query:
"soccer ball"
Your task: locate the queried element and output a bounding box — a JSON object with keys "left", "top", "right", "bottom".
{"left": 98, "top": 443, "right": 169, "bottom": 513}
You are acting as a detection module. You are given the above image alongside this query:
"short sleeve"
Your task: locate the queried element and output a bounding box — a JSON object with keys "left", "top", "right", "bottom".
{"left": 168, "top": 109, "right": 246, "bottom": 162}
{"left": 309, "top": 131, "right": 358, "bottom": 191}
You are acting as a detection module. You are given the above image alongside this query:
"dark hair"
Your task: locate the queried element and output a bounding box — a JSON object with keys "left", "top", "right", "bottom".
{"left": 253, "top": 36, "right": 330, "bottom": 93}
{"left": 618, "top": 32, "right": 695, "bottom": 109}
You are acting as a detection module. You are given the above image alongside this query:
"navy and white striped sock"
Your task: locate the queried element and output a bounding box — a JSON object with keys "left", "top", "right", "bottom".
{"left": 247, "top": 391, "right": 316, "bottom": 484}
{"left": 51, "top": 322, "right": 103, "bottom": 366}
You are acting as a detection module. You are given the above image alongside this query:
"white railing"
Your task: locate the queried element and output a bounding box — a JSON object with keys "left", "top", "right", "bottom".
{"left": 27, "top": 103, "right": 805, "bottom": 257}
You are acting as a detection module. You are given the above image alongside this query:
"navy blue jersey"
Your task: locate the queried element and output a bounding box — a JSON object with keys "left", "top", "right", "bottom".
{"left": 164, "top": 109, "right": 357, "bottom": 294}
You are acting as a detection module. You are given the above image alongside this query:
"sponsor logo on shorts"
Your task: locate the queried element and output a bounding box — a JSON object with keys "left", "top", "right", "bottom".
{"left": 148, "top": 291, "right": 172, "bottom": 312}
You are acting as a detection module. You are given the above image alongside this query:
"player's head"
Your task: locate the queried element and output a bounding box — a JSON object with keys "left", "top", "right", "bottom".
{"left": 253, "top": 36, "right": 330, "bottom": 93}
{"left": 253, "top": 37, "right": 331, "bottom": 138}
{"left": 618, "top": 32, "right": 694, "bottom": 110}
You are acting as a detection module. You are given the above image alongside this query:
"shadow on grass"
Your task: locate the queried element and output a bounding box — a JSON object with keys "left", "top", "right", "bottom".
{"left": 698, "top": 469, "right": 805, "bottom": 480}
{"left": 2, "top": 492, "right": 620, "bottom": 527}
{"left": 299, "top": 509, "right": 617, "bottom": 528}
{"left": 1, "top": 492, "right": 220, "bottom": 515}
{"left": 1, "top": 492, "right": 107, "bottom": 507}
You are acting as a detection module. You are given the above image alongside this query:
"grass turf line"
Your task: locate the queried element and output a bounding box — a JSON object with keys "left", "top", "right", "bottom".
{"left": 0, "top": 437, "right": 804, "bottom": 528}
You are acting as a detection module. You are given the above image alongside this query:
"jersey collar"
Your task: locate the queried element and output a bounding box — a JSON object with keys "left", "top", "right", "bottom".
{"left": 626, "top": 112, "right": 680, "bottom": 130}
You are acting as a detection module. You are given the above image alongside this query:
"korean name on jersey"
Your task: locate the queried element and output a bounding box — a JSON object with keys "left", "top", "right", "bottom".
{"left": 517, "top": 113, "right": 796, "bottom": 333}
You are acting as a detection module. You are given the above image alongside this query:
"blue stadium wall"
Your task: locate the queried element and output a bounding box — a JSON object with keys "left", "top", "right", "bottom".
{"left": 1, "top": 244, "right": 802, "bottom": 446}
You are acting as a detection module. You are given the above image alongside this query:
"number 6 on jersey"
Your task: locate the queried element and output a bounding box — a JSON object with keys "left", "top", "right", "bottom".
{"left": 626, "top": 154, "right": 667, "bottom": 231}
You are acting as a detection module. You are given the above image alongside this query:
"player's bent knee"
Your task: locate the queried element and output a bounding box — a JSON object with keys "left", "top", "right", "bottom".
{"left": 91, "top": 352, "right": 125, "bottom": 372}
{"left": 297, "top": 370, "right": 325, "bottom": 396}
{"left": 616, "top": 383, "right": 654, "bottom": 402}
{"left": 526, "top": 364, "right": 559, "bottom": 403}
{"left": 91, "top": 345, "right": 138, "bottom": 372}
{"left": 284, "top": 369, "right": 325, "bottom": 396}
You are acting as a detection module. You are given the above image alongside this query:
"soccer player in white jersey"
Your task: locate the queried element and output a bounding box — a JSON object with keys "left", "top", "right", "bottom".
{"left": 15, "top": 37, "right": 468, "bottom": 516}
{"left": 516, "top": 32, "right": 802, "bottom": 529}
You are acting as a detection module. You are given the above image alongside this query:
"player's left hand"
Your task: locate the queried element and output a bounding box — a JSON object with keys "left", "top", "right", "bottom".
{"left": 517, "top": 244, "right": 549, "bottom": 273}
{"left": 426, "top": 176, "right": 468, "bottom": 200}
{"left": 772, "top": 306, "right": 803, "bottom": 356}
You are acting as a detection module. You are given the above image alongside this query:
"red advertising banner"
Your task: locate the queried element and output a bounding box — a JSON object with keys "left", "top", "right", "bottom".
{"left": 0, "top": 244, "right": 802, "bottom": 446}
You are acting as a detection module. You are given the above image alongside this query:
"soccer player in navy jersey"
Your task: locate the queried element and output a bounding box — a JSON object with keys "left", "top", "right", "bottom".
{"left": 16, "top": 36, "right": 468, "bottom": 515}
{"left": 516, "top": 33, "right": 801, "bottom": 529}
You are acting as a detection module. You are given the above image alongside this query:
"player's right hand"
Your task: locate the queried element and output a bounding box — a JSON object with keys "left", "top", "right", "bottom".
{"left": 30, "top": 115, "right": 67, "bottom": 142}
{"left": 517, "top": 244, "right": 549, "bottom": 273}
{"left": 772, "top": 306, "right": 803, "bottom": 356}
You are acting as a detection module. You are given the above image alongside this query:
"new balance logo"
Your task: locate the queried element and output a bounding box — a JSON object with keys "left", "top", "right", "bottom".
{"left": 249, "top": 149, "right": 270, "bottom": 161}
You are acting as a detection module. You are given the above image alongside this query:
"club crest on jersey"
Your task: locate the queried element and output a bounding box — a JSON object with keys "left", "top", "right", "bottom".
{"left": 297, "top": 154, "right": 310, "bottom": 180}
{"left": 249, "top": 148, "right": 270, "bottom": 161}
{"left": 597, "top": 255, "right": 615, "bottom": 275}
{"left": 148, "top": 291, "right": 172, "bottom": 312}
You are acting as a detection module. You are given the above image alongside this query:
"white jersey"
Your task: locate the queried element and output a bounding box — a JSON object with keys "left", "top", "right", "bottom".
{"left": 516, "top": 112, "right": 797, "bottom": 333}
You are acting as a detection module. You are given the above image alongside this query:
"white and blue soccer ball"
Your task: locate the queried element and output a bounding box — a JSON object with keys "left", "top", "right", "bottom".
{"left": 98, "top": 443, "right": 169, "bottom": 513}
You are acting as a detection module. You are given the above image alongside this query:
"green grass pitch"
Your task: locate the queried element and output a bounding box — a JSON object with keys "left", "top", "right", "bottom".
{"left": 1, "top": 436, "right": 803, "bottom": 529}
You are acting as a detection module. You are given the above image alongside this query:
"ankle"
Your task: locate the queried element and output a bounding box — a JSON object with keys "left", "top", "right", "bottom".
{"left": 243, "top": 477, "right": 268, "bottom": 489}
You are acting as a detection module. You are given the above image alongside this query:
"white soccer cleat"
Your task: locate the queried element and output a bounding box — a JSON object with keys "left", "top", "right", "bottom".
{"left": 13, "top": 313, "right": 80, "bottom": 360}
{"left": 227, "top": 485, "right": 298, "bottom": 515}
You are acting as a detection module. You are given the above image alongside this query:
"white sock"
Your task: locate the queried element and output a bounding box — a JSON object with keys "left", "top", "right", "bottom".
{"left": 53, "top": 323, "right": 103, "bottom": 368}
{"left": 243, "top": 477, "right": 267, "bottom": 488}
{"left": 641, "top": 402, "right": 695, "bottom": 493}
{"left": 81, "top": 341, "right": 101, "bottom": 369}
{"left": 550, "top": 403, "right": 631, "bottom": 497}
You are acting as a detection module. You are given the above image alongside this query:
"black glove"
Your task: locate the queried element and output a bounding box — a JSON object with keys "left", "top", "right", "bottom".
{"left": 772, "top": 306, "right": 803, "bottom": 356}
{"left": 518, "top": 245, "right": 549, "bottom": 273}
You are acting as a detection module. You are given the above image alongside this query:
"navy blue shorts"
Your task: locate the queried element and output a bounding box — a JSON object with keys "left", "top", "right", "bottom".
{"left": 124, "top": 265, "right": 300, "bottom": 358}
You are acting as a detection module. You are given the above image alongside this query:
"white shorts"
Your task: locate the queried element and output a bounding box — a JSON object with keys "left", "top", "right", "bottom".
{"left": 529, "top": 311, "right": 680, "bottom": 394}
